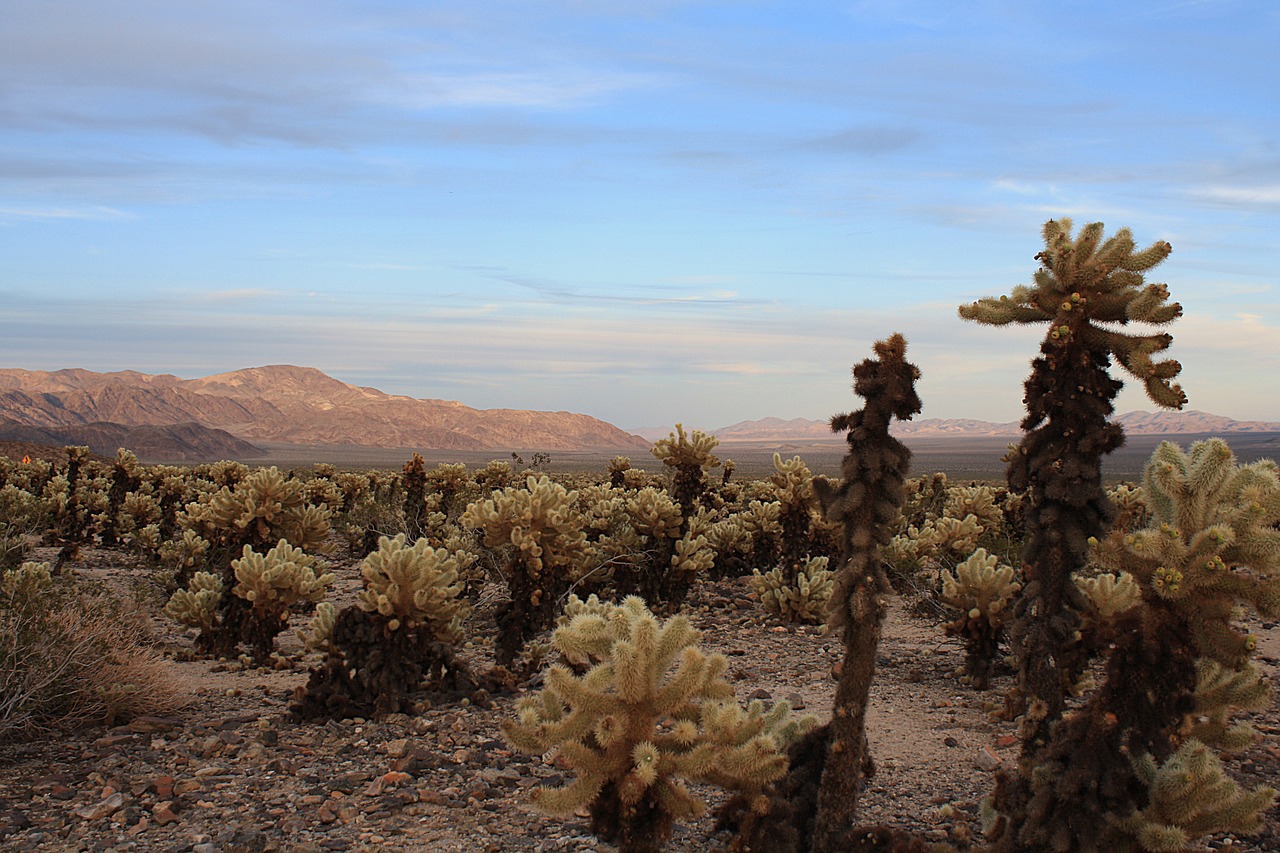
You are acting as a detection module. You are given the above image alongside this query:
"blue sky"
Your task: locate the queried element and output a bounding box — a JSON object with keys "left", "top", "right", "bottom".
{"left": 2, "top": 1, "right": 1277, "bottom": 431}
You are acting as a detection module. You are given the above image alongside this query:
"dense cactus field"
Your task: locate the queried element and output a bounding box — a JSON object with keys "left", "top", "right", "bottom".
{"left": 2, "top": 221, "right": 1279, "bottom": 852}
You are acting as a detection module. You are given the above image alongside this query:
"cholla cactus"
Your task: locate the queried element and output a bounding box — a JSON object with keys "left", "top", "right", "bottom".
{"left": 1075, "top": 571, "right": 1142, "bottom": 624}
{"left": 297, "top": 601, "right": 337, "bottom": 653}
{"left": 475, "top": 459, "right": 513, "bottom": 491}
{"left": 294, "top": 534, "right": 477, "bottom": 721}
{"left": 750, "top": 556, "right": 833, "bottom": 624}
{"left": 1111, "top": 740, "right": 1275, "bottom": 851}
{"left": 610, "top": 487, "right": 712, "bottom": 606}
{"left": 626, "top": 487, "right": 684, "bottom": 541}
{"left": 961, "top": 220, "right": 1186, "bottom": 788}
{"left": 770, "top": 454, "right": 820, "bottom": 563}
{"left": 355, "top": 533, "right": 470, "bottom": 642}
{"left": 1093, "top": 439, "right": 1280, "bottom": 665}
{"left": 231, "top": 540, "right": 334, "bottom": 660}
{"left": 651, "top": 423, "right": 721, "bottom": 519}
{"left": 503, "top": 596, "right": 810, "bottom": 852}
{"left": 1107, "top": 483, "right": 1149, "bottom": 532}
{"left": 999, "top": 438, "right": 1279, "bottom": 851}
{"left": 157, "top": 529, "right": 211, "bottom": 588}
{"left": 940, "top": 548, "right": 1021, "bottom": 689}
{"left": 945, "top": 485, "right": 1004, "bottom": 534}
{"left": 164, "top": 571, "right": 226, "bottom": 641}
{"left": 1188, "top": 658, "right": 1272, "bottom": 753}
{"left": 703, "top": 517, "right": 755, "bottom": 578}
{"left": 608, "top": 456, "right": 632, "bottom": 489}
{"left": 909, "top": 513, "right": 985, "bottom": 562}
{"left": 791, "top": 333, "right": 922, "bottom": 850}
{"left": 184, "top": 466, "right": 332, "bottom": 555}
{"left": 0, "top": 487, "right": 44, "bottom": 570}
{"left": 462, "top": 475, "right": 588, "bottom": 666}
{"left": 1, "top": 561, "right": 53, "bottom": 602}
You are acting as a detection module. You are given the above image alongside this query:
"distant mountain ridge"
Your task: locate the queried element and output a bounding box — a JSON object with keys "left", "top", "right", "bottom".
{"left": 708, "top": 411, "right": 1280, "bottom": 442}
{"left": 0, "top": 419, "right": 263, "bottom": 462}
{"left": 0, "top": 366, "right": 649, "bottom": 453}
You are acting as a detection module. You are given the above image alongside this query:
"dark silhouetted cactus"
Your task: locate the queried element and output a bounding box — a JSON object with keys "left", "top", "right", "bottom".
{"left": 960, "top": 219, "right": 1184, "bottom": 754}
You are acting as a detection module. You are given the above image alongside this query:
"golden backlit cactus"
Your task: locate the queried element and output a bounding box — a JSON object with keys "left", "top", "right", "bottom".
{"left": 294, "top": 534, "right": 479, "bottom": 721}
{"left": 651, "top": 423, "right": 721, "bottom": 514}
{"left": 750, "top": 556, "right": 833, "bottom": 624}
{"left": 355, "top": 533, "right": 470, "bottom": 643}
{"left": 1107, "top": 483, "right": 1150, "bottom": 532}
{"left": 608, "top": 456, "right": 632, "bottom": 488}
{"left": 462, "top": 474, "right": 589, "bottom": 665}
{"left": 907, "top": 513, "right": 985, "bottom": 561}
{"left": 164, "top": 571, "right": 225, "bottom": 638}
{"left": 945, "top": 485, "right": 1004, "bottom": 534}
{"left": 157, "top": 529, "right": 211, "bottom": 587}
{"left": 463, "top": 474, "right": 587, "bottom": 577}
{"left": 1091, "top": 439, "right": 1280, "bottom": 665}
{"left": 232, "top": 541, "right": 333, "bottom": 619}
{"left": 297, "top": 601, "right": 337, "bottom": 653}
{"left": 1, "top": 561, "right": 53, "bottom": 601}
{"left": 959, "top": 218, "right": 1185, "bottom": 409}
{"left": 184, "top": 465, "right": 332, "bottom": 554}
{"left": 651, "top": 422, "right": 720, "bottom": 473}
{"left": 996, "top": 438, "right": 1279, "bottom": 851}
{"left": 625, "top": 487, "right": 684, "bottom": 541}
{"left": 1075, "top": 571, "right": 1143, "bottom": 624}
{"left": 1188, "top": 658, "right": 1272, "bottom": 753}
{"left": 1112, "top": 740, "right": 1276, "bottom": 851}
{"left": 961, "top": 221, "right": 1188, "bottom": 787}
{"left": 504, "top": 596, "right": 810, "bottom": 852}
{"left": 230, "top": 539, "right": 333, "bottom": 661}
{"left": 940, "top": 548, "right": 1021, "bottom": 689}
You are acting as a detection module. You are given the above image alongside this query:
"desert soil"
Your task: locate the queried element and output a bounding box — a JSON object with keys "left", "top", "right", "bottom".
{"left": 2, "top": 544, "right": 1277, "bottom": 853}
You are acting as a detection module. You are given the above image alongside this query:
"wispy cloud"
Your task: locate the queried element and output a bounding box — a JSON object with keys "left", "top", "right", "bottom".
{"left": 0, "top": 205, "right": 132, "bottom": 221}
{"left": 1186, "top": 185, "right": 1280, "bottom": 209}
{"left": 347, "top": 262, "right": 429, "bottom": 271}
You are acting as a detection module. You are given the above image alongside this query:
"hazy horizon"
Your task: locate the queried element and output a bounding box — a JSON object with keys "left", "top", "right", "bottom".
{"left": 3, "top": 2, "right": 1277, "bottom": 428}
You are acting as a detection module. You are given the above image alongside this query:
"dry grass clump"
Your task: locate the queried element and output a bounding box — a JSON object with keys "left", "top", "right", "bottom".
{"left": 1, "top": 563, "right": 189, "bottom": 741}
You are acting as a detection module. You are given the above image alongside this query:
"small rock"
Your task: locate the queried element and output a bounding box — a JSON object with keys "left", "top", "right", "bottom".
{"left": 975, "top": 747, "right": 1002, "bottom": 772}
{"left": 151, "top": 801, "right": 181, "bottom": 826}
{"left": 383, "top": 738, "right": 410, "bottom": 759}
{"left": 943, "top": 737, "right": 960, "bottom": 748}
{"left": 173, "top": 779, "right": 203, "bottom": 796}
{"left": 75, "top": 792, "right": 124, "bottom": 821}
{"left": 749, "top": 688, "right": 772, "bottom": 701}
{"left": 785, "top": 693, "right": 806, "bottom": 710}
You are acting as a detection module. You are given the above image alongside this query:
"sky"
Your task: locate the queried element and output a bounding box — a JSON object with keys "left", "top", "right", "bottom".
{"left": 2, "top": 1, "right": 1278, "bottom": 432}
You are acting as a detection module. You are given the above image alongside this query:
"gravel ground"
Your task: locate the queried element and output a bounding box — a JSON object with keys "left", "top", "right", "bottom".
{"left": 2, "top": 549, "right": 1277, "bottom": 853}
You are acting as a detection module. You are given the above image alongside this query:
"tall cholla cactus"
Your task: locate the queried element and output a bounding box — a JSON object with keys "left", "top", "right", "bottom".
{"left": 293, "top": 533, "right": 477, "bottom": 720}
{"left": 503, "top": 596, "right": 811, "bottom": 853}
{"left": 462, "top": 475, "right": 588, "bottom": 666}
{"left": 989, "top": 438, "right": 1279, "bottom": 851}
{"left": 960, "top": 219, "right": 1185, "bottom": 761}
{"left": 732, "top": 334, "right": 921, "bottom": 852}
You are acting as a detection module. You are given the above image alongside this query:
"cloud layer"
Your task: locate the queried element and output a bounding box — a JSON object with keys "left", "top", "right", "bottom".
{"left": 1, "top": 1, "right": 1277, "bottom": 429}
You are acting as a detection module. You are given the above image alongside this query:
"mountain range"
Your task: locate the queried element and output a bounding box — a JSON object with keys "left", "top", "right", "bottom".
{"left": 0, "top": 365, "right": 649, "bottom": 459}
{"left": 1, "top": 365, "right": 1274, "bottom": 463}
{"left": 703, "top": 411, "right": 1280, "bottom": 442}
